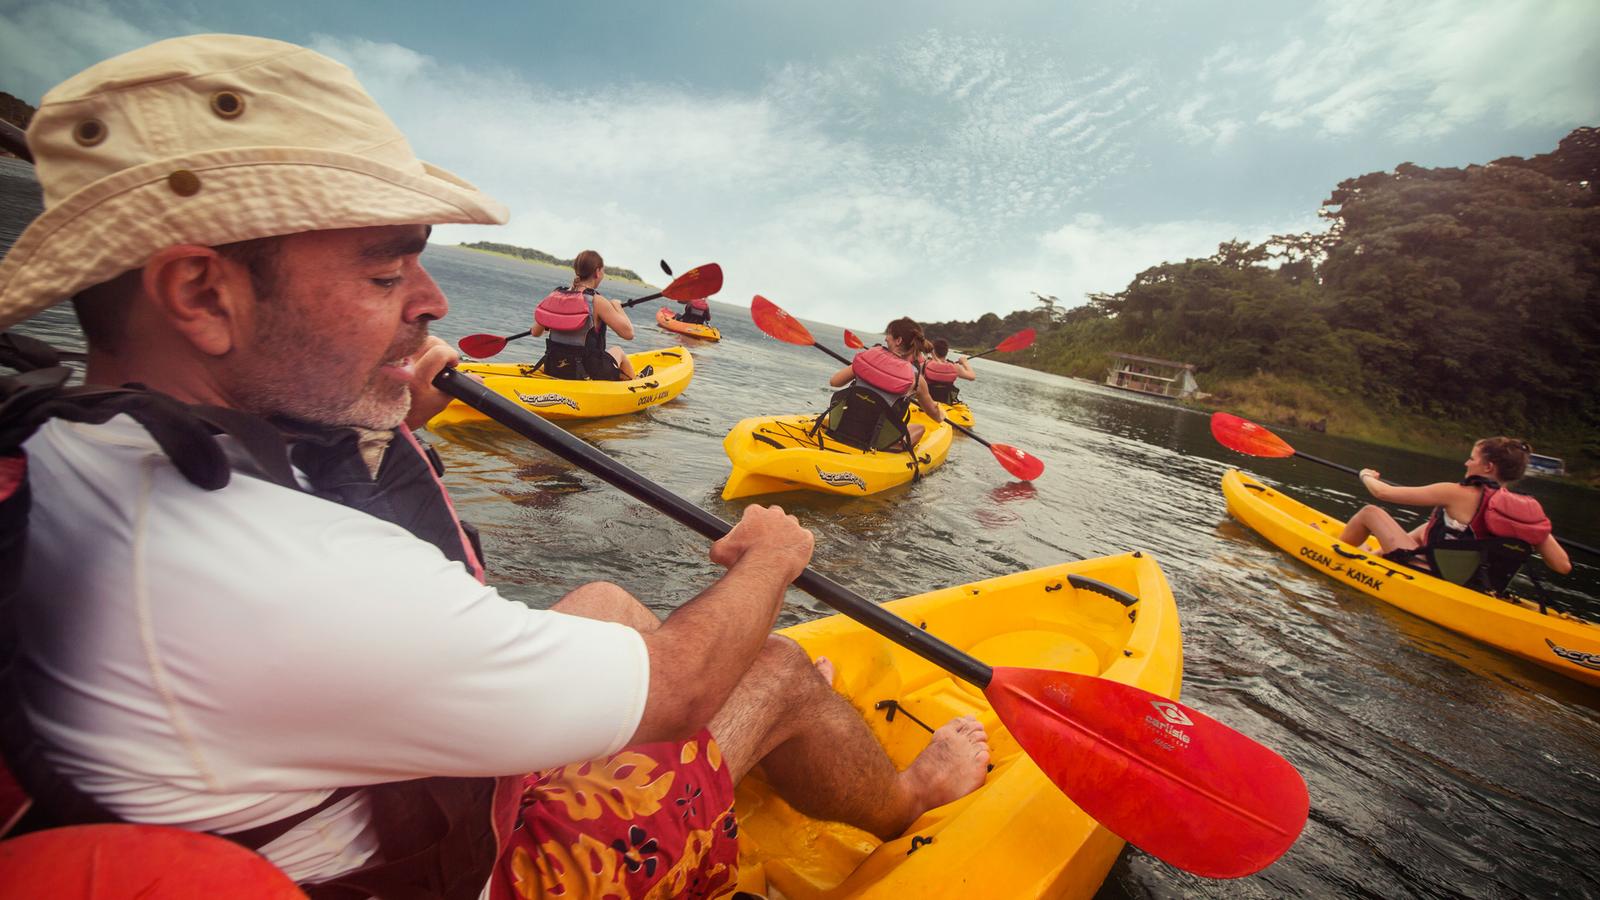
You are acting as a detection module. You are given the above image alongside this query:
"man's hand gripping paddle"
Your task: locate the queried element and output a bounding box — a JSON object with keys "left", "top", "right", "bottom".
{"left": 757, "top": 297, "right": 1044, "bottom": 481}
{"left": 457, "top": 263, "right": 723, "bottom": 359}
{"left": 432, "top": 367, "right": 1310, "bottom": 878}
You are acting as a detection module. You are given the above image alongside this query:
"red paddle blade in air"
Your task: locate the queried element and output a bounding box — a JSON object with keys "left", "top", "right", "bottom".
{"left": 750, "top": 295, "right": 817, "bottom": 345}
{"left": 985, "top": 667, "right": 1308, "bottom": 878}
{"left": 996, "top": 328, "right": 1037, "bottom": 353}
{"left": 989, "top": 443, "right": 1045, "bottom": 481}
{"left": 661, "top": 263, "right": 723, "bottom": 300}
{"left": 1211, "top": 413, "right": 1295, "bottom": 459}
{"left": 843, "top": 329, "right": 866, "bottom": 350}
{"left": 458, "top": 333, "right": 509, "bottom": 359}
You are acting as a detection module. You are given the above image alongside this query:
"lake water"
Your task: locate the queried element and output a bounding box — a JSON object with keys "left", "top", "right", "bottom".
{"left": 4, "top": 158, "right": 1599, "bottom": 897}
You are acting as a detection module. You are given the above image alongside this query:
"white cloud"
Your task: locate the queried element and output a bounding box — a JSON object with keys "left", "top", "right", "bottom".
{"left": 1173, "top": 0, "right": 1600, "bottom": 142}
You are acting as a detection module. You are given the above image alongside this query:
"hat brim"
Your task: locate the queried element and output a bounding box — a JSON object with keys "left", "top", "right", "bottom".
{"left": 0, "top": 147, "right": 509, "bottom": 332}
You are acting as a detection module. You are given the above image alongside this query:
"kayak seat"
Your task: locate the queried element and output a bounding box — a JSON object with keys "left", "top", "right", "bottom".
{"left": 1388, "top": 538, "right": 1535, "bottom": 598}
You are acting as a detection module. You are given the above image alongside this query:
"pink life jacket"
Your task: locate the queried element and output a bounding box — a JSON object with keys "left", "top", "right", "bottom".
{"left": 851, "top": 346, "right": 916, "bottom": 396}
{"left": 922, "top": 357, "right": 961, "bottom": 385}
{"left": 534, "top": 288, "right": 595, "bottom": 343}
{"left": 681, "top": 297, "right": 710, "bottom": 312}
{"left": 1470, "top": 481, "right": 1553, "bottom": 544}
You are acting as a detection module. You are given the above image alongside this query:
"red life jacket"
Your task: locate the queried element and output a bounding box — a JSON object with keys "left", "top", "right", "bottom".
{"left": 1469, "top": 480, "right": 1553, "bottom": 544}
{"left": 850, "top": 346, "right": 916, "bottom": 396}
{"left": 922, "top": 357, "right": 961, "bottom": 385}
{"left": 1425, "top": 476, "right": 1553, "bottom": 546}
{"left": 534, "top": 288, "right": 595, "bottom": 345}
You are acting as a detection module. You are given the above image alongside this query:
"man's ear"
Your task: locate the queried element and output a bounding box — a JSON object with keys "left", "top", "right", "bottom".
{"left": 141, "top": 245, "right": 254, "bottom": 357}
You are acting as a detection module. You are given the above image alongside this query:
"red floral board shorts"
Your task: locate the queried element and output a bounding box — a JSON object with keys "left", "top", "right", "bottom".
{"left": 495, "top": 729, "right": 740, "bottom": 899}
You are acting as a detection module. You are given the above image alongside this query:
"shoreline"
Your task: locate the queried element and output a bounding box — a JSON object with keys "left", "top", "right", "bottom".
{"left": 451, "top": 244, "right": 657, "bottom": 288}
{"left": 976, "top": 355, "right": 1598, "bottom": 488}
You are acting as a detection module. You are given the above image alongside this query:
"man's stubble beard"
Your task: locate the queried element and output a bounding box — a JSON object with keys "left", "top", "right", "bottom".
{"left": 229, "top": 299, "right": 424, "bottom": 430}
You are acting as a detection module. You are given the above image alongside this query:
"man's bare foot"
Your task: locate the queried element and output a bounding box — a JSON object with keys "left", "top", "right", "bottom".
{"left": 898, "top": 715, "right": 989, "bottom": 815}
{"left": 814, "top": 656, "right": 835, "bottom": 686}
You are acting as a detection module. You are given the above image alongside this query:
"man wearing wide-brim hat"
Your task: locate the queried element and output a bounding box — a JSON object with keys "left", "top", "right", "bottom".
{"left": 0, "top": 34, "right": 989, "bottom": 897}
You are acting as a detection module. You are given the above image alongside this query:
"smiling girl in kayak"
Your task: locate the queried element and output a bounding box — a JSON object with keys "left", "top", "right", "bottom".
{"left": 821, "top": 317, "right": 944, "bottom": 451}
{"left": 531, "top": 249, "right": 637, "bottom": 380}
{"left": 1339, "top": 437, "right": 1572, "bottom": 582}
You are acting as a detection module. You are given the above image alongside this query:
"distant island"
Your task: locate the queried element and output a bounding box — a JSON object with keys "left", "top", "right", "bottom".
{"left": 457, "top": 241, "right": 649, "bottom": 285}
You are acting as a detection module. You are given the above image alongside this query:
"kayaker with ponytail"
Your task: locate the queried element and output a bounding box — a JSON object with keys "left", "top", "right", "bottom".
{"left": 530, "top": 249, "right": 638, "bottom": 380}
{"left": 1339, "top": 437, "right": 1572, "bottom": 586}
{"left": 922, "top": 338, "right": 976, "bottom": 405}
{"left": 822, "top": 317, "right": 944, "bottom": 451}
{"left": 0, "top": 35, "right": 990, "bottom": 899}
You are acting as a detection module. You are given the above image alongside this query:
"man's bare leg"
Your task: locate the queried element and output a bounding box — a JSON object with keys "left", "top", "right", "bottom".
{"left": 551, "top": 584, "right": 989, "bottom": 839}
{"left": 550, "top": 581, "right": 660, "bottom": 632}
{"left": 711, "top": 634, "right": 989, "bottom": 840}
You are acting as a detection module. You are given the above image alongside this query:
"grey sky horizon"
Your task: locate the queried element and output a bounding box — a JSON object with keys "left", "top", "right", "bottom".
{"left": 2, "top": 0, "right": 1595, "bottom": 327}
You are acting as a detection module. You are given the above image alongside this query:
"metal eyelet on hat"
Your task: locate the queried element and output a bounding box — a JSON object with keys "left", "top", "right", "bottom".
{"left": 73, "top": 119, "right": 107, "bottom": 146}
{"left": 167, "top": 169, "right": 201, "bottom": 197}
{"left": 210, "top": 90, "right": 245, "bottom": 119}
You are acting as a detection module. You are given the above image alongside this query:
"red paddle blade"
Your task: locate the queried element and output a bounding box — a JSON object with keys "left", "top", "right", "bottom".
{"left": 1211, "top": 412, "right": 1295, "bottom": 458}
{"left": 661, "top": 263, "right": 723, "bottom": 300}
{"left": 750, "top": 295, "right": 817, "bottom": 345}
{"left": 996, "top": 328, "right": 1037, "bottom": 353}
{"left": 458, "top": 333, "right": 508, "bottom": 359}
{"left": 843, "top": 329, "right": 866, "bottom": 349}
{"left": 986, "top": 667, "right": 1307, "bottom": 878}
{"left": 990, "top": 443, "right": 1044, "bottom": 480}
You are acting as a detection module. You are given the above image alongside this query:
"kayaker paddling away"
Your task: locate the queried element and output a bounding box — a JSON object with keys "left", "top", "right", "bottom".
{"left": 0, "top": 34, "right": 992, "bottom": 898}
{"left": 530, "top": 249, "right": 640, "bottom": 381}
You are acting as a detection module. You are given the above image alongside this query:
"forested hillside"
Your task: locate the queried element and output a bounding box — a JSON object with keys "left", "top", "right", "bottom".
{"left": 926, "top": 127, "right": 1600, "bottom": 472}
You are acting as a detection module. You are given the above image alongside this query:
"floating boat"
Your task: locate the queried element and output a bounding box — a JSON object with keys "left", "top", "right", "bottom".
{"left": 428, "top": 348, "right": 693, "bottom": 426}
{"left": 735, "top": 550, "right": 1183, "bottom": 898}
{"left": 657, "top": 307, "right": 722, "bottom": 341}
{"left": 721, "top": 407, "right": 953, "bottom": 499}
{"left": 939, "top": 401, "right": 973, "bottom": 429}
{"left": 1222, "top": 468, "right": 1600, "bottom": 687}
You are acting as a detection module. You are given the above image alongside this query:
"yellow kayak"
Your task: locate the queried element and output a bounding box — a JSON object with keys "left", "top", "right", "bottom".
{"left": 939, "top": 402, "right": 973, "bottom": 429}
{"left": 657, "top": 307, "right": 722, "bottom": 341}
{"left": 721, "top": 408, "right": 953, "bottom": 499}
{"left": 735, "top": 550, "right": 1183, "bottom": 898}
{"left": 428, "top": 348, "right": 693, "bottom": 426}
{"left": 1222, "top": 469, "right": 1600, "bottom": 687}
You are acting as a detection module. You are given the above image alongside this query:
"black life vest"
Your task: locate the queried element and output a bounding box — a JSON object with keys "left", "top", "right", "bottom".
{"left": 0, "top": 334, "right": 507, "bottom": 900}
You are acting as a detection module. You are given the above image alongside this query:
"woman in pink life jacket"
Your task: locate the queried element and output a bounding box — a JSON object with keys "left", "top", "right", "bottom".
{"left": 1339, "top": 437, "right": 1572, "bottom": 577}
{"left": 676, "top": 296, "right": 712, "bottom": 325}
{"left": 823, "top": 318, "right": 943, "bottom": 451}
{"left": 530, "top": 250, "right": 638, "bottom": 380}
{"left": 922, "top": 338, "right": 976, "bottom": 405}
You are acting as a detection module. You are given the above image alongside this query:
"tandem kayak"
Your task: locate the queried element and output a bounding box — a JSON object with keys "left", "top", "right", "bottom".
{"left": 657, "top": 307, "right": 722, "bottom": 341}
{"left": 1222, "top": 469, "right": 1600, "bottom": 687}
{"left": 735, "top": 550, "right": 1183, "bottom": 899}
{"left": 940, "top": 401, "right": 973, "bottom": 429}
{"left": 721, "top": 407, "right": 953, "bottom": 500}
{"left": 427, "top": 348, "right": 693, "bottom": 426}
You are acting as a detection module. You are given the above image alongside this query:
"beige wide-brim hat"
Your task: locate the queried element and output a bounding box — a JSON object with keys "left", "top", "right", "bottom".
{"left": 0, "top": 33, "right": 508, "bottom": 332}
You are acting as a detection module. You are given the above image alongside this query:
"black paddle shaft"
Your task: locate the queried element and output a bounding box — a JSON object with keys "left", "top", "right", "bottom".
{"left": 432, "top": 367, "right": 996, "bottom": 687}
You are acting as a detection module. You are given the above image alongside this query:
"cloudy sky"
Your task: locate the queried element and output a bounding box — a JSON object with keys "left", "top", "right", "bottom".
{"left": 2, "top": 0, "right": 1596, "bottom": 325}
